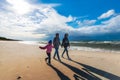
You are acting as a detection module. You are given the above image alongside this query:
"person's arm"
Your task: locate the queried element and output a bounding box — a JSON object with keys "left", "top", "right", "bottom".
{"left": 53, "top": 38, "right": 55, "bottom": 45}
{"left": 39, "top": 45, "right": 47, "bottom": 49}
{"left": 66, "top": 38, "right": 70, "bottom": 47}
{"left": 59, "top": 38, "right": 61, "bottom": 46}
{"left": 61, "top": 38, "right": 64, "bottom": 47}
{"left": 68, "top": 39, "right": 70, "bottom": 47}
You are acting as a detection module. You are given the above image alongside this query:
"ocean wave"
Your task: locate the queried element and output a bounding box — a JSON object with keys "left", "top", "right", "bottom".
{"left": 19, "top": 41, "right": 120, "bottom": 53}
{"left": 69, "top": 46, "right": 120, "bottom": 53}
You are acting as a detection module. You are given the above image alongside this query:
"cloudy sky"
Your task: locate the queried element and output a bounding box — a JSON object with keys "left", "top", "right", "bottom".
{"left": 0, "top": 0, "right": 120, "bottom": 41}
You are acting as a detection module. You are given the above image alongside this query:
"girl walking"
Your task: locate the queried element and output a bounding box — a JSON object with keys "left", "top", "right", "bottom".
{"left": 39, "top": 40, "right": 53, "bottom": 64}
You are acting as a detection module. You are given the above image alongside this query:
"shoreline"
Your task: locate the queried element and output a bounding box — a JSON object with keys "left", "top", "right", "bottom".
{"left": 17, "top": 41, "right": 120, "bottom": 54}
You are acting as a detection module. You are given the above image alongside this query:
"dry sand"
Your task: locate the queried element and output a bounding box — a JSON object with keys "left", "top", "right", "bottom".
{"left": 0, "top": 41, "right": 120, "bottom": 80}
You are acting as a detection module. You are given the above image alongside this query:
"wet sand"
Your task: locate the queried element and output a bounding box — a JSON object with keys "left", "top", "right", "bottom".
{"left": 0, "top": 41, "right": 120, "bottom": 80}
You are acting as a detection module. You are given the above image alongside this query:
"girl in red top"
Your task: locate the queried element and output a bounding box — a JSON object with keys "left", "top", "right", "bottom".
{"left": 39, "top": 40, "right": 53, "bottom": 64}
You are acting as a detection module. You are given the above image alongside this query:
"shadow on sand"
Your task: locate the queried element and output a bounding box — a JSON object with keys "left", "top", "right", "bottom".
{"left": 63, "top": 58, "right": 120, "bottom": 80}
{"left": 73, "top": 74, "right": 87, "bottom": 80}
{"left": 48, "top": 64, "right": 70, "bottom": 80}
{"left": 59, "top": 60, "right": 101, "bottom": 80}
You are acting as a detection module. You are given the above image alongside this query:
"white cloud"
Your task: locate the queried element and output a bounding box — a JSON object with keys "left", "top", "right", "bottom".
{"left": 102, "top": 15, "right": 120, "bottom": 32}
{"left": 0, "top": 0, "right": 120, "bottom": 41}
{"left": 0, "top": 0, "right": 74, "bottom": 40}
{"left": 0, "top": 4, "right": 44, "bottom": 40}
{"left": 6, "top": 0, "right": 34, "bottom": 15}
{"left": 76, "top": 19, "right": 96, "bottom": 27}
{"left": 98, "top": 9, "right": 115, "bottom": 19}
{"left": 74, "top": 14, "right": 120, "bottom": 35}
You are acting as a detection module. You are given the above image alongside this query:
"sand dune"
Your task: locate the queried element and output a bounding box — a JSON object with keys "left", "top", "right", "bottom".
{"left": 0, "top": 41, "right": 120, "bottom": 80}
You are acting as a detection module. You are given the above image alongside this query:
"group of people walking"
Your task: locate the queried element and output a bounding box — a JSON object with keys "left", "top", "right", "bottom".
{"left": 39, "top": 33, "right": 70, "bottom": 65}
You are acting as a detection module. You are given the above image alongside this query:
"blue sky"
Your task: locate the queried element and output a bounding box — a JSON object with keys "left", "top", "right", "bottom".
{"left": 40, "top": 0, "right": 120, "bottom": 18}
{"left": 0, "top": 0, "right": 120, "bottom": 41}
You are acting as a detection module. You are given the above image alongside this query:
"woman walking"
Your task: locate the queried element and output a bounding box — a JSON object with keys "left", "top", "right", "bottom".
{"left": 61, "top": 33, "right": 71, "bottom": 60}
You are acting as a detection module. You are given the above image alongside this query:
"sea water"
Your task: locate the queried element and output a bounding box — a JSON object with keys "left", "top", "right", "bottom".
{"left": 19, "top": 41, "right": 120, "bottom": 53}
{"left": 70, "top": 41, "right": 120, "bottom": 53}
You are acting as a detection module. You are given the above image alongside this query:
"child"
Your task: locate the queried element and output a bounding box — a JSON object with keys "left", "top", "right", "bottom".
{"left": 39, "top": 40, "right": 53, "bottom": 64}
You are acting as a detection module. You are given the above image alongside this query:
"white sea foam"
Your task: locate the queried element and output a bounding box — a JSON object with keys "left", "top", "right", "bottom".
{"left": 19, "top": 41, "right": 39, "bottom": 45}
{"left": 69, "top": 46, "right": 120, "bottom": 53}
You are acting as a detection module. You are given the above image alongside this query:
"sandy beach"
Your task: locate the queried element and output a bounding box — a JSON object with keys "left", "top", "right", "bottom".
{"left": 0, "top": 41, "right": 120, "bottom": 80}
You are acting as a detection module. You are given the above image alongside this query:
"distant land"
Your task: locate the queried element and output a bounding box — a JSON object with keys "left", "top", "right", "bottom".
{"left": 0, "top": 37, "right": 19, "bottom": 41}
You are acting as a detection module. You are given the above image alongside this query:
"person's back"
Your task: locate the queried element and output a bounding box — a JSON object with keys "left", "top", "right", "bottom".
{"left": 39, "top": 43, "right": 53, "bottom": 53}
{"left": 53, "top": 37, "right": 60, "bottom": 48}
{"left": 62, "top": 37, "right": 69, "bottom": 47}
{"left": 53, "top": 33, "right": 61, "bottom": 61}
{"left": 46, "top": 44, "right": 53, "bottom": 53}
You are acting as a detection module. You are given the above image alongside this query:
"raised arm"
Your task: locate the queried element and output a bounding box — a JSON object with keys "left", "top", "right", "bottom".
{"left": 39, "top": 45, "right": 47, "bottom": 49}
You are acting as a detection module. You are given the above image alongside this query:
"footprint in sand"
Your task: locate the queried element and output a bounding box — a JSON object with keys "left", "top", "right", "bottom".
{"left": 27, "top": 66, "right": 29, "bottom": 68}
{"left": 17, "top": 76, "right": 22, "bottom": 80}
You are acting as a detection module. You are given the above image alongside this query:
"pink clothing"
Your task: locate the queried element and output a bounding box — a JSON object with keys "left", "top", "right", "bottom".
{"left": 40, "top": 44, "right": 54, "bottom": 53}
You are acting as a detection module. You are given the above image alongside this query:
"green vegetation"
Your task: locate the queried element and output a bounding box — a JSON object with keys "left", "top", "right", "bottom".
{"left": 0, "top": 37, "right": 18, "bottom": 41}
